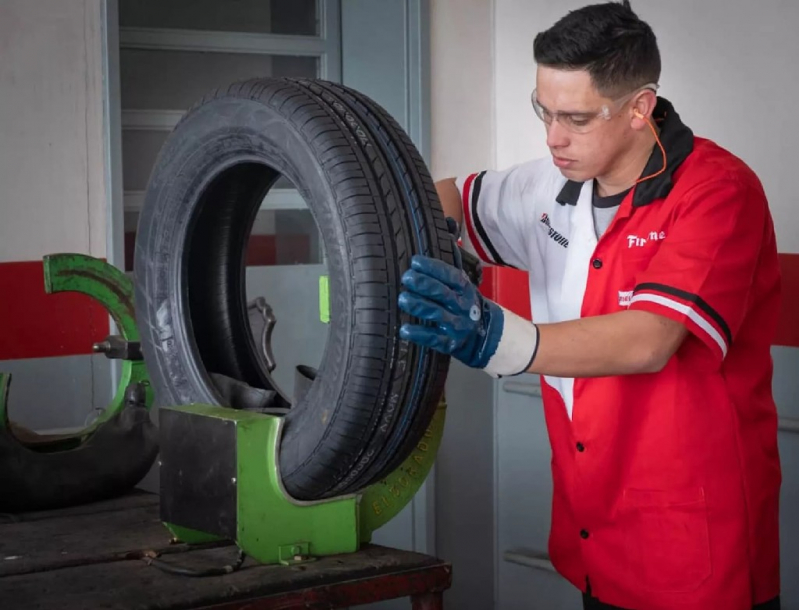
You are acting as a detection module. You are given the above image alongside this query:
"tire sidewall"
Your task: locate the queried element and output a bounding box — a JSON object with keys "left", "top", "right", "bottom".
{"left": 134, "top": 98, "right": 351, "bottom": 415}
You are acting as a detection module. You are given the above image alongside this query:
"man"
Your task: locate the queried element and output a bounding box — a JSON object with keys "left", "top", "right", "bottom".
{"left": 397, "top": 2, "right": 782, "bottom": 609}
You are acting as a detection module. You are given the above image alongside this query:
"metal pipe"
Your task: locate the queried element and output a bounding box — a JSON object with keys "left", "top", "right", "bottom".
{"left": 779, "top": 417, "right": 799, "bottom": 434}
{"left": 502, "top": 381, "right": 542, "bottom": 398}
{"left": 503, "top": 550, "right": 556, "bottom": 573}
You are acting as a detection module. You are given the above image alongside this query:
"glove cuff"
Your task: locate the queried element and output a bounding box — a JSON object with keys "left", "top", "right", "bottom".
{"left": 483, "top": 307, "right": 539, "bottom": 377}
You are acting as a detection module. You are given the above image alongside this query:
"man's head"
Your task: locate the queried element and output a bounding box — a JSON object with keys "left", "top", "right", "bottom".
{"left": 532, "top": 1, "right": 661, "bottom": 184}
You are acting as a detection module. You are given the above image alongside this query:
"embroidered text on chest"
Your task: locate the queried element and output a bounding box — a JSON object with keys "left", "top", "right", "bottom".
{"left": 627, "top": 230, "right": 666, "bottom": 248}
{"left": 540, "top": 213, "right": 569, "bottom": 248}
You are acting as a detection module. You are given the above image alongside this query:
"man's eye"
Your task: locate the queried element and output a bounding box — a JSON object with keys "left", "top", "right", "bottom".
{"left": 565, "top": 115, "right": 593, "bottom": 127}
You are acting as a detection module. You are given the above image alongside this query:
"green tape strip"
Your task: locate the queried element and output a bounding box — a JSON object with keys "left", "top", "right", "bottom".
{"left": 319, "top": 275, "right": 330, "bottom": 324}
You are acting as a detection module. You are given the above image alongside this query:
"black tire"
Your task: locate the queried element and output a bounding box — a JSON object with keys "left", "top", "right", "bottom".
{"left": 133, "top": 77, "right": 454, "bottom": 500}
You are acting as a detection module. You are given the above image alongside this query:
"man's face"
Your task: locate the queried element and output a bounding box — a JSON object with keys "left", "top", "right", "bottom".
{"left": 534, "top": 67, "right": 633, "bottom": 182}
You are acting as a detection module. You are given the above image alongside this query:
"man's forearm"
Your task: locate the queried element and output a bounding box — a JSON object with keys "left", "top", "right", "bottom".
{"left": 519, "top": 310, "right": 688, "bottom": 378}
{"left": 435, "top": 178, "right": 463, "bottom": 227}
{"left": 396, "top": 254, "right": 690, "bottom": 378}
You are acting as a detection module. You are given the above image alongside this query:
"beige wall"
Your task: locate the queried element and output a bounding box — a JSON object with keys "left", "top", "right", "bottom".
{"left": 491, "top": 0, "right": 799, "bottom": 252}
{"left": 0, "top": 0, "right": 107, "bottom": 263}
{"left": 430, "top": 0, "right": 495, "bottom": 181}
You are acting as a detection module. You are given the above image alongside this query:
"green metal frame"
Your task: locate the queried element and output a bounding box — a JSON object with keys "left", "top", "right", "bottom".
{"left": 43, "top": 254, "right": 153, "bottom": 427}
{"left": 163, "top": 395, "right": 446, "bottom": 564}
{"left": 0, "top": 254, "right": 152, "bottom": 447}
{"left": 15, "top": 255, "right": 446, "bottom": 563}
{"left": 359, "top": 395, "right": 445, "bottom": 541}
{"left": 164, "top": 404, "right": 360, "bottom": 564}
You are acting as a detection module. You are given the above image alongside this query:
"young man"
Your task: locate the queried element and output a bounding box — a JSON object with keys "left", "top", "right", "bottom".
{"left": 398, "top": 2, "right": 782, "bottom": 609}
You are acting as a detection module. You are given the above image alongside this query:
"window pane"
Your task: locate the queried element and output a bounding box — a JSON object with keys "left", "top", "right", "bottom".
{"left": 249, "top": 209, "right": 322, "bottom": 267}
{"left": 121, "top": 130, "right": 169, "bottom": 192}
{"left": 124, "top": 186, "right": 323, "bottom": 270}
{"left": 119, "top": 0, "right": 318, "bottom": 36}
{"left": 121, "top": 49, "right": 317, "bottom": 111}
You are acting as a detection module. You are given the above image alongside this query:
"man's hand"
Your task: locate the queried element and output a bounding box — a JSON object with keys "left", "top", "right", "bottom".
{"left": 397, "top": 253, "right": 539, "bottom": 377}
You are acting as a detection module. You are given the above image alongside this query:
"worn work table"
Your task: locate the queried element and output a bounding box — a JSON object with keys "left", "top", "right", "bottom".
{"left": 0, "top": 491, "right": 452, "bottom": 609}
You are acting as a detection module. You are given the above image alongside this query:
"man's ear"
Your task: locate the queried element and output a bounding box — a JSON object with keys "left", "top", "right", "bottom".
{"left": 631, "top": 89, "right": 657, "bottom": 127}
{"left": 633, "top": 89, "right": 657, "bottom": 119}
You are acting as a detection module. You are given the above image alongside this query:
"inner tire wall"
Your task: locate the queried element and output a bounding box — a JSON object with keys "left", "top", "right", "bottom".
{"left": 134, "top": 78, "right": 454, "bottom": 501}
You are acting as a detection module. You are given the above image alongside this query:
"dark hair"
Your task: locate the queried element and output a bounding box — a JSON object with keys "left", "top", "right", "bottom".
{"left": 533, "top": 0, "right": 660, "bottom": 98}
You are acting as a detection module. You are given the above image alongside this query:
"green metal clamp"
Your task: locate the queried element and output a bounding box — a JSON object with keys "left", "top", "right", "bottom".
{"left": 161, "top": 396, "right": 446, "bottom": 565}
{"left": 43, "top": 253, "right": 153, "bottom": 427}
{"left": 0, "top": 254, "right": 152, "bottom": 444}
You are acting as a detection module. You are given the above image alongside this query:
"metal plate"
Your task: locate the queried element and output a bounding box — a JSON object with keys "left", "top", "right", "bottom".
{"left": 159, "top": 407, "right": 237, "bottom": 539}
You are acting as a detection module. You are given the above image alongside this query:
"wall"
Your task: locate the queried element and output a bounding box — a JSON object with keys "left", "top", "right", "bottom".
{"left": 430, "top": 1, "right": 498, "bottom": 609}
{"left": 0, "top": 0, "right": 107, "bottom": 261}
{"left": 430, "top": 0, "right": 495, "bottom": 179}
{"left": 0, "top": 0, "right": 113, "bottom": 431}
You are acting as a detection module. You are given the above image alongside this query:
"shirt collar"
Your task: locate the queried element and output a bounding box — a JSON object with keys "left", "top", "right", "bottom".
{"left": 555, "top": 97, "right": 694, "bottom": 207}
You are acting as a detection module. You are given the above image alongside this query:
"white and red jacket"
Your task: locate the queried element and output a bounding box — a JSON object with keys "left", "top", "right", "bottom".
{"left": 457, "top": 98, "right": 781, "bottom": 610}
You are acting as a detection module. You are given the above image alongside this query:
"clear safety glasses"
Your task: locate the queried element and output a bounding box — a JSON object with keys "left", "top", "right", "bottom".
{"left": 531, "top": 83, "right": 659, "bottom": 134}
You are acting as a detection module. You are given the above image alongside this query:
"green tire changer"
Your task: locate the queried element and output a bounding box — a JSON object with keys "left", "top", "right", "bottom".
{"left": 159, "top": 274, "right": 446, "bottom": 565}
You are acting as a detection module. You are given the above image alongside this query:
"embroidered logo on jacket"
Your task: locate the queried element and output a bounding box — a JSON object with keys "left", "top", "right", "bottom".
{"left": 540, "top": 213, "right": 569, "bottom": 248}
{"left": 627, "top": 231, "right": 666, "bottom": 248}
{"left": 618, "top": 290, "right": 633, "bottom": 307}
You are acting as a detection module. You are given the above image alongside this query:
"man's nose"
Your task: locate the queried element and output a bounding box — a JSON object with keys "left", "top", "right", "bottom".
{"left": 546, "top": 119, "right": 570, "bottom": 149}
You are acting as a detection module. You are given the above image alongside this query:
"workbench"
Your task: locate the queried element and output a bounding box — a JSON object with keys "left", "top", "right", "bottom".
{"left": 0, "top": 491, "right": 452, "bottom": 609}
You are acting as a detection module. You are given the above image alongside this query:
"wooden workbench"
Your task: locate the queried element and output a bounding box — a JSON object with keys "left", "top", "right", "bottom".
{"left": 0, "top": 491, "right": 452, "bottom": 609}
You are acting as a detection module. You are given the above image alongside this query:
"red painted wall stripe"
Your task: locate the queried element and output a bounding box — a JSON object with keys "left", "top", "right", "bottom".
{"left": 0, "top": 260, "right": 109, "bottom": 361}
{"left": 1, "top": 250, "right": 797, "bottom": 361}
{"left": 125, "top": 233, "right": 312, "bottom": 270}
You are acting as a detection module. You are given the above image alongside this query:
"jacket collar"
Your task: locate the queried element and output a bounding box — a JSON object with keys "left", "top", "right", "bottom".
{"left": 555, "top": 97, "right": 694, "bottom": 208}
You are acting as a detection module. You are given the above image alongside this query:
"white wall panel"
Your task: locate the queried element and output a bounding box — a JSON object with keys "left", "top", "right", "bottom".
{"left": 430, "top": 0, "right": 495, "bottom": 180}
{"left": 0, "top": 0, "right": 107, "bottom": 262}
{"left": 493, "top": 0, "right": 799, "bottom": 253}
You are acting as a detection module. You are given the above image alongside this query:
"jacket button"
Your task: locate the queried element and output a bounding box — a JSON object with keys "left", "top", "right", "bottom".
{"left": 576, "top": 442, "right": 585, "bottom": 452}
{"left": 580, "top": 529, "right": 590, "bottom": 539}
{"left": 592, "top": 258, "right": 603, "bottom": 269}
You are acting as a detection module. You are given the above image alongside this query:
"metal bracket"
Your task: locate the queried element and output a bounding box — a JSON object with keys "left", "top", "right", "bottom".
{"left": 278, "top": 542, "right": 316, "bottom": 566}
{"left": 93, "top": 335, "right": 143, "bottom": 361}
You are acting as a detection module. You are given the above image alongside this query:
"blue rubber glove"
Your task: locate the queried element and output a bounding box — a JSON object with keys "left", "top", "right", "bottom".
{"left": 398, "top": 221, "right": 539, "bottom": 377}
{"left": 398, "top": 254, "right": 504, "bottom": 369}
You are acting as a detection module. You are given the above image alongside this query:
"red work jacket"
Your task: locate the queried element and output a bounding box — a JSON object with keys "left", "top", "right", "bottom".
{"left": 458, "top": 98, "right": 782, "bottom": 609}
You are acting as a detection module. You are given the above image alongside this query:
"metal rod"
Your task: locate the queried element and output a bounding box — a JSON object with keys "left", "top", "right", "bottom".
{"left": 502, "top": 381, "right": 542, "bottom": 398}
{"left": 503, "top": 550, "right": 556, "bottom": 573}
{"left": 779, "top": 417, "right": 799, "bottom": 434}
{"left": 120, "top": 27, "right": 327, "bottom": 56}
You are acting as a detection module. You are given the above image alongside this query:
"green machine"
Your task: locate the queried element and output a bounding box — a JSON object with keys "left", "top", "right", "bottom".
{"left": 0, "top": 253, "right": 444, "bottom": 563}
{"left": 0, "top": 254, "right": 157, "bottom": 513}
{"left": 159, "top": 399, "right": 445, "bottom": 565}
{"left": 0, "top": 252, "right": 444, "bottom": 561}
{"left": 150, "top": 272, "right": 447, "bottom": 565}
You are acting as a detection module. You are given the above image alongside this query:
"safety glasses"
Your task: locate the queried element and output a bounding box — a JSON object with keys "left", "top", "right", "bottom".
{"left": 531, "top": 83, "right": 659, "bottom": 134}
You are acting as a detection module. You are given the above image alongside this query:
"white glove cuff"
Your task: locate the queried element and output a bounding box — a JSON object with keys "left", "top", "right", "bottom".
{"left": 483, "top": 307, "right": 539, "bottom": 378}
